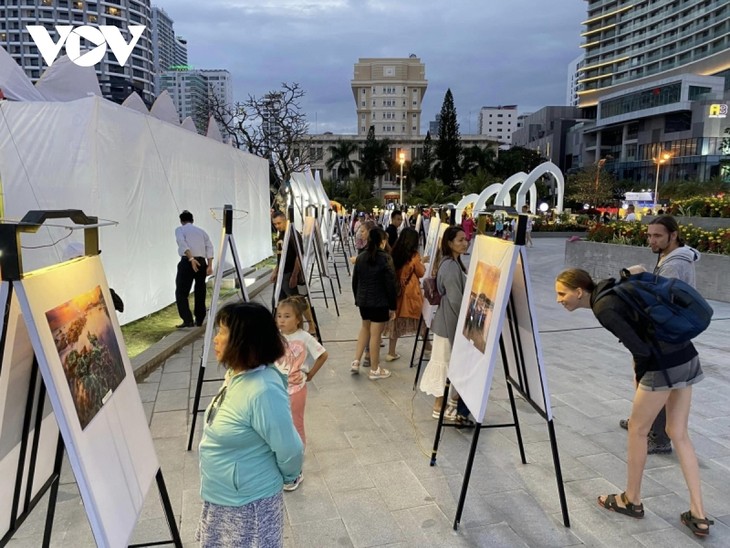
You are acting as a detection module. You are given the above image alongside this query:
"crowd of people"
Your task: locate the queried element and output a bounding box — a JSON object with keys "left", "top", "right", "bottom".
{"left": 180, "top": 206, "right": 714, "bottom": 546}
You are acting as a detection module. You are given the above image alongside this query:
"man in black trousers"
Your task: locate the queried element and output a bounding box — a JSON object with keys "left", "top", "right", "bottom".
{"left": 175, "top": 210, "right": 214, "bottom": 327}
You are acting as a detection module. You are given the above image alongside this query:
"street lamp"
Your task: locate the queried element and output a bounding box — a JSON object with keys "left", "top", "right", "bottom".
{"left": 398, "top": 150, "right": 406, "bottom": 206}
{"left": 653, "top": 151, "right": 672, "bottom": 211}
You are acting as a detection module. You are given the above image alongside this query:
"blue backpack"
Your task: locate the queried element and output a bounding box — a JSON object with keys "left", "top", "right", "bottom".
{"left": 596, "top": 272, "right": 713, "bottom": 344}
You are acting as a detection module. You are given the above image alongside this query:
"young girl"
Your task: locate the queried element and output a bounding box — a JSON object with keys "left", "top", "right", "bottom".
{"left": 275, "top": 296, "right": 328, "bottom": 490}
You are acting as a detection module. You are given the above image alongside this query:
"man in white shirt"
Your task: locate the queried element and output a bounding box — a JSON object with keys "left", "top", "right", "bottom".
{"left": 175, "top": 210, "right": 214, "bottom": 327}
{"left": 624, "top": 205, "right": 636, "bottom": 222}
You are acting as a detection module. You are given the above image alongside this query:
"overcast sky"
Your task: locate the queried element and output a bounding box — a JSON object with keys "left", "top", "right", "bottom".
{"left": 166, "top": 0, "right": 586, "bottom": 135}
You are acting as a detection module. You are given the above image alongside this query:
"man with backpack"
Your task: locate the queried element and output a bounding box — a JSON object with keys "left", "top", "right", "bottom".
{"left": 619, "top": 215, "right": 701, "bottom": 454}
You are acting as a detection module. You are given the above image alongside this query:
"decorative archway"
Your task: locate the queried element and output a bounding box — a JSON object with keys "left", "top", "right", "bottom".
{"left": 473, "top": 183, "right": 505, "bottom": 213}
{"left": 493, "top": 172, "right": 528, "bottom": 208}
{"left": 455, "top": 193, "right": 479, "bottom": 220}
{"left": 516, "top": 161, "right": 565, "bottom": 213}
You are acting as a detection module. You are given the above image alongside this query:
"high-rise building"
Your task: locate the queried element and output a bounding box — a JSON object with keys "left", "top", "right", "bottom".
{"left": 158, "top": 68, "right": 232, "bottom": 134}
{"left": 478, "top": 105, "right": 518, "bottom": 146}
{"left": 1, "top": 0, "right": 154, "bottom": 104}
{"left": 578, "top": 0, "right": 730, "bottom": 108}
{"left": 428, "top": 115, "right": 440, "bottom": 137}
{"left": 351, "top": 56, "right": 427, "bottom": 137}
{"left": 152, "top": 6, "right": 174, "bottom": 74}
{"left": 173, "top": 35, "right": 188, "bottom": 67}
{"left": 566, "top": 54, "right": 584, "bottom": 107}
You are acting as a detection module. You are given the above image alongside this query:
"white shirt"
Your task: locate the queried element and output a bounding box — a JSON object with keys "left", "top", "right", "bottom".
{"left": 175, "top": 223, "right": 214, "bottom": 258}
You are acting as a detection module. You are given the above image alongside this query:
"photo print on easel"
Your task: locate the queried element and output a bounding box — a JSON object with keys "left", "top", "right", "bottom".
{"left": 461, "top": 261, "right": 500, "bottom": 354}
{"left": 44, "top": 285, "right": 126, "bottom": 430}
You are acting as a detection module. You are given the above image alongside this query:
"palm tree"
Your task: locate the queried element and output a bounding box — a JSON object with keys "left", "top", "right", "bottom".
{"left": 326, "top": 140, "right": 359, "bottom": 181}
{"left": 360, "top": 127, "right": 392, "bottom": 195}
{"left": 461, "top": 145, "right": 496, "bottom": 176}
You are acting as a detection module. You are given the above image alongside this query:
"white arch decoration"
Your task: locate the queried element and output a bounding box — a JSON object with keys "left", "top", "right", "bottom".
{"left": 516, "top": 161, "right": 565, "bottom": 213}
{"left": 455, "top": 193, "right": 479, "bottom": 220}
{"left": 494, "top": 172, "right": 528, "bottom": 208}
{"left": 473, "top": 183, "right": 506, "bottom": 212}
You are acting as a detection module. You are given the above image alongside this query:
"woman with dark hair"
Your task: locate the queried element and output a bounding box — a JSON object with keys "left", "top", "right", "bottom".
{"left": 385, "top": 227, "right": 427, "bottom": 361}
{"left": 351, "top": 227, "right": 398, "bottom": 379}
{"left": 196, "top": 302, "right": 304, "bottom": 547}
{"left": 418, "top": 225, "right": 473, "bottom": 425}
{"left": 555, "top": 269, "right": 713, "bottom": 537}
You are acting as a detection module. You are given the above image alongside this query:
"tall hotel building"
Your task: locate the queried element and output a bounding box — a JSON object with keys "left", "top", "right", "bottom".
{"left": 351, "top": 56, "right": 427, "bottom": 137}
{"left": 572, "top": 0, "right": 730, "bottom": 183}
{"left": 0, "top": 0, "right": 155, "bottom": 104}
{"left": 578, "top": 0, "right": 729, "bottom": 109}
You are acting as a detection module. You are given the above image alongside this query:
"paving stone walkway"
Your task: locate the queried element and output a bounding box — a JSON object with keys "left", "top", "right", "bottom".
{"left": 7, "top": 237, "right": 730, "bottom": 547}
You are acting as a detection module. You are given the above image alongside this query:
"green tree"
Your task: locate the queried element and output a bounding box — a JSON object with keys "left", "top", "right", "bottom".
{"left": 461, "top": 145, "right": 495, "bottom": 176}
{"left": 408, "top": 131, "right": 434, "bottom": 188}
{"left": 493, "top": 146, "right": 545, "bottom": 178}
{"left": 321, "top": 178, "right": 348, "bottom": 202}
{"left": 325, "top": 139, "right": 359, "bottom": 181}
{"left": 566, "top": 166, "right": 616, "bottom": 206}
{"left": 435, "top": 89, "right": 462, "bottom": 189}
{"left": 461, "top": 168, "right": 500, "bottom": 195}
{"left": 409, "top": 178, "right": 457, "bottom": 205}
{"left": 359, "top": 126, "right": 392, "bottom": 194}
{"left": 346, "top": 177, "right": 379, "bottom": 211}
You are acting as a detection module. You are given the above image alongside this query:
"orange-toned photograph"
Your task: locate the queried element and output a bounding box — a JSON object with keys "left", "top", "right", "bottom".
{"left": 45, "top": 286, "right": 125, "bottom": 430}
{"left": 462, "top": 261, "right": 500, "bottom": 353}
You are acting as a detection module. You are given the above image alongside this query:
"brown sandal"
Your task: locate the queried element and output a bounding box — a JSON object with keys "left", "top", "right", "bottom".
{"left": 681, "top": 511, "right": 713, "bottom": 537}
{"left": 597, "top": 492, "right": 644, "bottom": 519}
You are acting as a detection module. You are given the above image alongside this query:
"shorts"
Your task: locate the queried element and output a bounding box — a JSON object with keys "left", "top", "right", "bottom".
{"left": 638, "top": 355, "right": 704, "bottom": 391}
{"left": 359, "top": 306, "right": 389, "bottom": 323}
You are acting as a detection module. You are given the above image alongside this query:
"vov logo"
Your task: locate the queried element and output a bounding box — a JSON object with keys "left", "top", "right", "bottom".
{"left": 26, "top": 25, "right": 146, "bottom": 67}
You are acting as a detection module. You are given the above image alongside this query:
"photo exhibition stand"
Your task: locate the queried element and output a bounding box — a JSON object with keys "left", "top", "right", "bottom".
{"left": 303, "top": 208, "right": 340, "bottom": 317}
{"left": 429, "top": 216, "right": 570, "bottom": 531}
{"left": 271, "top": 206, "right": 323, "bottom": 342}
{"left": 187, "top": 204, "right": 250, "bottom": 451}
{"left": 0, "top": 210, "right": 181, "bottom": 548}
{"left": 329, "top": 209, "right": 352, "bottom": 279}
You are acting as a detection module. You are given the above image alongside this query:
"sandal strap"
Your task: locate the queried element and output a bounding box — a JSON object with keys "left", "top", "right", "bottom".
{"left": 621, "top": 492, "right": 643, "bottom": 512}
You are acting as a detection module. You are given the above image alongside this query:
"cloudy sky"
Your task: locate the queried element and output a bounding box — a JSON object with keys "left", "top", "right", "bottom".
{"left": 167, "top": 0, "right": 586, "bottom": 135}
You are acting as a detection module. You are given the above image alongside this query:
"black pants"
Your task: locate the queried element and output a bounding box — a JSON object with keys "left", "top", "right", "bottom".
{"left": 176, "top": 257, "right": 208, "bottom": 325}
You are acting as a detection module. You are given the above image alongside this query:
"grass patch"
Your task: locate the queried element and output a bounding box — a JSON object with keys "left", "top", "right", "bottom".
{"left": 120, "top": 257, "right": 275, "bottom": 358}
{"left": 121, "top": 286, "right": 240, "bottom": 358}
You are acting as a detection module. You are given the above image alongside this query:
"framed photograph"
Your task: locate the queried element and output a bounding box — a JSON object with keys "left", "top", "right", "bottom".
{"left": 16, "top": 256, "right": 159, "bottom": 546}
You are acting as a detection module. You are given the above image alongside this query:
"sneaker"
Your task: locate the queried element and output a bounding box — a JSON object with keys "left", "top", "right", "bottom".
{"left": 647, "top": 436, "right": 672, "bottom": 455}
{"left": 176, "top": 322, "right": 195, "bottom": 328}
{"left": 384, "top": 353, "right": 400, "bottom": 362}
{"left": 368, "top": 367, "right": 391, "bottom": 380}
{"left": 350, "top": 360, "right": 360, "bottom": 374}
{"left": 283, "top": 473, "right": 303, "bottom": 492}
{"left": 619, "top": 418, "right": 629, "bottom": 430}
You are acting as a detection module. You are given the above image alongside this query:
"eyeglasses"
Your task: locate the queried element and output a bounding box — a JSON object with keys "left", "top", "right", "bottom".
{"left": 206, "top": 385, "right": 228, "bottom": 426}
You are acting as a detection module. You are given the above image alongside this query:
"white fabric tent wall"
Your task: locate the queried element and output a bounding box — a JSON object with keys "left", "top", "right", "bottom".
{"left": 0, "top": 96, "right": 270, "bottom": 324}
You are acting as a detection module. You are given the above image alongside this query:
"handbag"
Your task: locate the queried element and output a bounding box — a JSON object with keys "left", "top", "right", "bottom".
{"left": 422, "top": 276, "right": 442, "bottom": 306}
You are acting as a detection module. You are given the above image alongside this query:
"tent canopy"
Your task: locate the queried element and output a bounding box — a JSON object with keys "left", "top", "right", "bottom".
{"left": 0, "top": 96, "right": 270, "bottom": 323}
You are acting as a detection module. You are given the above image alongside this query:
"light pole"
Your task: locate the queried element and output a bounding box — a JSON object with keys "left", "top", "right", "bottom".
{"left": 653, "top": 151, "right": 671, "bottom": 211}
{"left": 398, "top": 150, "right": 406, "bottom": 206}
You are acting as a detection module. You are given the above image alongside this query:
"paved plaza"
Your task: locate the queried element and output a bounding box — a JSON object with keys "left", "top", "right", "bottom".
{"left": 7, "top": 237, "right": 730, "bottom": 547}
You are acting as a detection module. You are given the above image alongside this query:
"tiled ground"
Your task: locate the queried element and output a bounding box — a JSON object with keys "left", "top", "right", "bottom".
{"left": 6, "top": 237, "right": 730, "bottom": 547}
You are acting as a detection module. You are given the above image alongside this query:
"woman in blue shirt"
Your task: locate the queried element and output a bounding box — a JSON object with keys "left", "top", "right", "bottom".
{"left": 196, "top": 302, "right": 304, "bottom": 547}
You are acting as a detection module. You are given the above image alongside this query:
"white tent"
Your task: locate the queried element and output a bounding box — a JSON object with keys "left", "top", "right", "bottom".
{"left": 0, "top": 96, "right": 270, "bottom": 323}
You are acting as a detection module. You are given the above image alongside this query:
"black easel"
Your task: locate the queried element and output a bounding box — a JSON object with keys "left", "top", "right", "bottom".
{"left": 187, "top": 204, "right": 249, "bottom": 451}
{"left": 0, "top": 210, "right": 182, "bottom": 548}
{"left": 429, "top": 216, "right": 570, "bottom": 531}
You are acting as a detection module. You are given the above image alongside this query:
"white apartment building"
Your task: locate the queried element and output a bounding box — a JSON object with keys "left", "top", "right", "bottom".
{"left": 566, "top": 53, "right": 584, "bottom": 106}
{"left": 478, "top": 105, "right": 518, "bottom": 146}
{"left": 578, "top": 0, "right": 730, "bottom": 108}
{"left": 0, "top": 0, "right": 154, "bottom": 104}
{"left": 351, "top": 56, "right": 427, "bottom": 137}
{"left": 158, "top": 68, "right": 232, "bottom": 134}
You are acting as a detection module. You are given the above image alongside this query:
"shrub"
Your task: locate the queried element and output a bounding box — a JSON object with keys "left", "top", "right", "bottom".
{"left": 586, "top": 221, "right": 730, "bottom": 255}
